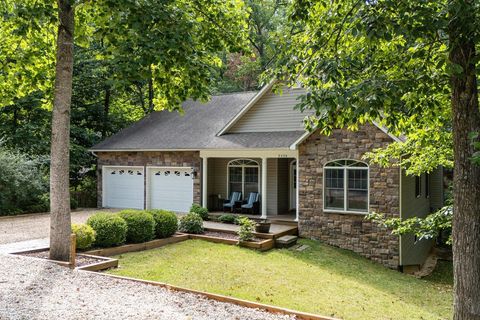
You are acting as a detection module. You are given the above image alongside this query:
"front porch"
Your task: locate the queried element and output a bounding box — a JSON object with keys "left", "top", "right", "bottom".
{"left": 208, "top": 212, "right": 298, "bottom": 224}
{"left": 199, "top": 149, "right": 299, "bottom": 221}
{"left": 202, "top": 219, "right": 298, "bottom": 238}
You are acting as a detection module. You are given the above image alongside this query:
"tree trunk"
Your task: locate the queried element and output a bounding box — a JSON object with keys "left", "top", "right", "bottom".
{"left": 449, "top": 1, "right": 480, "bottom": 319}
{"left": 49, "top": 0, "right": 74, "bottom": 262}
{"left": 148, "top": 66, "right": 154, "bottom": 113}
{"left": 102, "top": 87, "right": 110, "bottom": 138}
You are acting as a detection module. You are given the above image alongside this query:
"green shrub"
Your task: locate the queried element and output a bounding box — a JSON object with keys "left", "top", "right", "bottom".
{"left": 38, "top": 192, "right": 79, "bottom": 212}
{"left": 189, "top": 203, "right": 209, "bottom": 220}
{"left": 86, "top": 213, "right": 127, "bottom": 247}
{"left": 118, "top": 210, "right": 156, "bottom": 243}
{"left": 72, "top": 223, "right": 96, "bottom": 250}
{"left": 70, "top": 197, "right": 79, "bottom": 210}
{"left": 218, "top": 214, "right": 237, "bottom": 224}
{"left": 237, "top": 217, "right": 255, "bottom": 242}
{"left": 234, "top": 215, "right": 246, "bottom": 225}
{"left": 148, "top": 209, "right": 178, "bottom": 238}
{"left": 178, "top": 212, "right": 204, "bottom": 234}
{"left": 0, "top": 147, "right": 47, "bottom": 215}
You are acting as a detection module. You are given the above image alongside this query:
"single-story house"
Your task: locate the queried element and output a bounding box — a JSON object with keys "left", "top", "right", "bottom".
{"left": 90, "top": 83, "right": 445, "bottom": 270}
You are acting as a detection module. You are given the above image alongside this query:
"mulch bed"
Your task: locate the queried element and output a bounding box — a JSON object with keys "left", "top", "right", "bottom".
{"left": 203, "top": 231, "right": 261, "bottom": 242}
{"left": 20, "top": 249, "right": 104, "bottom": 267}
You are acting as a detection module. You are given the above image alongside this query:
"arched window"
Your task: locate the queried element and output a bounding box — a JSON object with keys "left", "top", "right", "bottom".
{"left": 324, "top": 160, "right": 369, "bottom": 213}
{"left": 228, "top": 159, "right": 259, "bottom": 198}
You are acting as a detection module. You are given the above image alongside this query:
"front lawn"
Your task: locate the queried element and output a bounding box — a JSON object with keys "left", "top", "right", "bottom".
{"left": 107, "top": 239, "right": 453, "bottom": 320}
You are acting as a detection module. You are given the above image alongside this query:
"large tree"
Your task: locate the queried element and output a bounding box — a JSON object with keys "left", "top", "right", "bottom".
{"left": 49, "top": 0, "right": 75, "bottom": 261}
{"left": 270, "top": 0, "right": 479, "bottom": 318}
{"left": 2, "top": 0, "right": 249, "bottom": 260}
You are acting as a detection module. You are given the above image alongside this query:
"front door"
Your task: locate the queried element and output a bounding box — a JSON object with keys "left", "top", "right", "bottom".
{"left": 289, "top": 160, "right": 297, "bottom": 210}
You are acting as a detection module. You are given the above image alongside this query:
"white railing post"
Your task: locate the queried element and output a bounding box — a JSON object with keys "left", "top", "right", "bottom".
{"left": 261, "top": 157, "right": 267, "bottom": 219}
{"left": 295, "top": 158, "right": 300, "bottom": 222}
{"left": 202, "top": 157, "right": 208, "bottom": 208}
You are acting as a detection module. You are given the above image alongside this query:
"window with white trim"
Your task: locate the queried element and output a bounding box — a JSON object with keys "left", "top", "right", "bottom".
{"left": 228, "top": 159, "right": 259, "bottom": 198}
{"left": 324, "top": 160, "right": 369, "bottom": 213}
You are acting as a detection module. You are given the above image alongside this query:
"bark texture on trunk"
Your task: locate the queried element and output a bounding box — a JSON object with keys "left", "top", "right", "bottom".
{"left": 49, "top": 0, "right": 74, "bottom": 262}
{"left": 102, "top": 87, "right": 110, "bottom": 138}
{"left": 449, "top": 2, "right": 480, "bottom": 318}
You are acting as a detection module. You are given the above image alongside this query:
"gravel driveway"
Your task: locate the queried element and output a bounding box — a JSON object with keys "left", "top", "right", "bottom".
{"left": 0, "top": 254, "right": 295, "bottom": 320}
{"left": 0, "top": 209, "right": 118, "bottom": 245}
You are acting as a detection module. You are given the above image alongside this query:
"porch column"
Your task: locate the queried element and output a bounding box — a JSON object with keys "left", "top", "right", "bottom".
{"left": 261, "top": 157, "right": 267, "bottom": 218}
{"left": 295, "top": 158, "right": 299, "bottom": 222}
{"left": 202, "top": 157, "right": 208, "bottom": 208}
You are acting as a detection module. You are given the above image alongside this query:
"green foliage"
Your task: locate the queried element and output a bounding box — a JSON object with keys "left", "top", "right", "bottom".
{"left": 118, "top": 210, "right": 156, "bottom": 243}
{"left": 214, "top": 0, "right": 288, "bottom": 92}
{"left": 86, "top": 213, "right": 127, "bottom": 247}
{"left": 72, "top": 223, "right": 96, "bottom": 250}
{"left": 87, "top": 0, "right": 249, "bottom": 111}
{"left": 237, "top": 217, "right": 255, "bottom": 242}
{"left": 147, "top": 209, "right": 178, "bottom": 239}
{"left": 178, "top": 212, "right": 204, "bottom": 234}
{"left": 470, "top": 131, "right": 480, "bottom": 165}
{"left": 367, "top": 206, "right": 453, "bottom": 245}
{"left": 37, "top": 192, "right": 80, "bottom": 213}
{"left": 0, "top": 146, "right": 48, "bottom": 215}
{"left": 218, "top": 214, "right": 237, "bottom": 224}
{"left": 268, "top": 0, "right": 469, "bottom": 174}
{"left": 189, "top": 203, "right": 209, "bottom": 220}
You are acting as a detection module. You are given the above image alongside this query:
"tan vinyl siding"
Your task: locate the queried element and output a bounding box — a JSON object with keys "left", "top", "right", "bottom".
{"left": 400, "top": 171, "right": 434, "bottom": 266}
{"left": 429, "top": 167, "right": 444, "bottom": 210}
{"left": 229, "top": 88, "right": 310, "bottom": 133}
{"left": 267, "top": 159, "right": 278, "bottom": 215}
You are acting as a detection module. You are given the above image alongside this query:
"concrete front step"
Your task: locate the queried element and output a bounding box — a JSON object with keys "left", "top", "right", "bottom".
{"left": 275, "top": 235, "right": 298, "bottom": 248}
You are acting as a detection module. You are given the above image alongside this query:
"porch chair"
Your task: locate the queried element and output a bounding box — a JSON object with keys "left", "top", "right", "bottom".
{"left": 241, "top": 192, "right": 260, "bottom": 215}
{"left": 223, "top": 192, "right": 242, "bottom": 212}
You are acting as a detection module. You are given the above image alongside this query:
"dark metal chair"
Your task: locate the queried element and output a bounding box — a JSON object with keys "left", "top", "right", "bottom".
{"left": 223, "top": 192, "right": 242, "bottom": 212}
{"left": 241, "top": 192, "right": 260, "bottom": 215}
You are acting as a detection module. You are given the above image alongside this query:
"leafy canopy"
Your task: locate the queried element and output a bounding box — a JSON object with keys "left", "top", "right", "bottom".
{"left": 269, "top": 0, "right": 480, "bottom": 175}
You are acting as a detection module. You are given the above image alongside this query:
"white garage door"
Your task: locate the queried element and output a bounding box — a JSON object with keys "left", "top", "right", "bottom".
{"left": 103, "top": 167, "right": 144, "bottom": 209}
{"left": 148, "top": 167, "right": 193, "bottom": 212}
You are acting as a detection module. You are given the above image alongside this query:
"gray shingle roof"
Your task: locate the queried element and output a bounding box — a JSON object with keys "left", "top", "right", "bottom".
{"left": 91, "top": 91, "right": 305, "bottom": 151}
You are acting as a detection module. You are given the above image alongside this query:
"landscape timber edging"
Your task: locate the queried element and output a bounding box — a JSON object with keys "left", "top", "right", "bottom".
{"left": 9, "top": 247, "right": 118, "bottom": 271}
{"left": 203, "top": 227, "right": 273, "bottom": 239}
{"left": 86, "top": 271, "right": 339, "bottom": 320}
{"left": 85, "top": 234, "right": 189, "bottom": 256}
{"left": 185, "top": 232, "right": 275, "bottom": 251}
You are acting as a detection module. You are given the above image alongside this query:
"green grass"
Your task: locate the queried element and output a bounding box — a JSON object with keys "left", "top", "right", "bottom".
{"left": 107, "top": 239, "right": 453, "bottom": 320}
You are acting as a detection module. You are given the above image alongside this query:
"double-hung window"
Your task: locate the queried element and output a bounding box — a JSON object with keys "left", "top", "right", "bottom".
{"left": 324, "top": 160, "right": 369, "bottom": 213}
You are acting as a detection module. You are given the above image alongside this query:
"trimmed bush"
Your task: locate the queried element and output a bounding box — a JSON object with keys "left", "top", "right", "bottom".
{"left": 178, "top": 212, "right": 204, "bottom": 234}
{"left": 72, "top": 223, "right": 96, "bottom": 250}
{"left": 148, "top": 209, "right": 178, "bottom": 238}
{"left": 237, "top": 217, "right": 256, "bottom": 242}
{"left": 218, "top": 214, "right": 237, "bottom": 224}
{"left": 190, "top": 203, "right": 209, "bottom": 220}
{"left": 86, "top": 213, "right": 127, "bottom": 247}
{"left": 118, "top": 210, "right": 156, "bottom": 243}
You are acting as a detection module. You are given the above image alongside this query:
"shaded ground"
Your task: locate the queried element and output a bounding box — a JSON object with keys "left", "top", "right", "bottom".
{"left": 0, "top": 254, "right": 294, "bottom": 320}
{"left": 109, "top": 239, "right": 454, "bottom": 320}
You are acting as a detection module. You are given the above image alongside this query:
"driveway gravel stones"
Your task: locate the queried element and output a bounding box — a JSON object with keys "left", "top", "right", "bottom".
{"left": 0, "top": 254, "right": 296, "bottom": 320}
{"left": 0, "top": 209, "right": 118, "bottom": 245}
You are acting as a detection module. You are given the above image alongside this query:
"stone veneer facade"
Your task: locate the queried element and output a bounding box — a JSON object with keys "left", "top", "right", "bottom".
{"left": 298, "top": 124, "right": 400, "bottom": 268}
{"left": 96, "top": 151, "right": 201, "bottom": 208}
